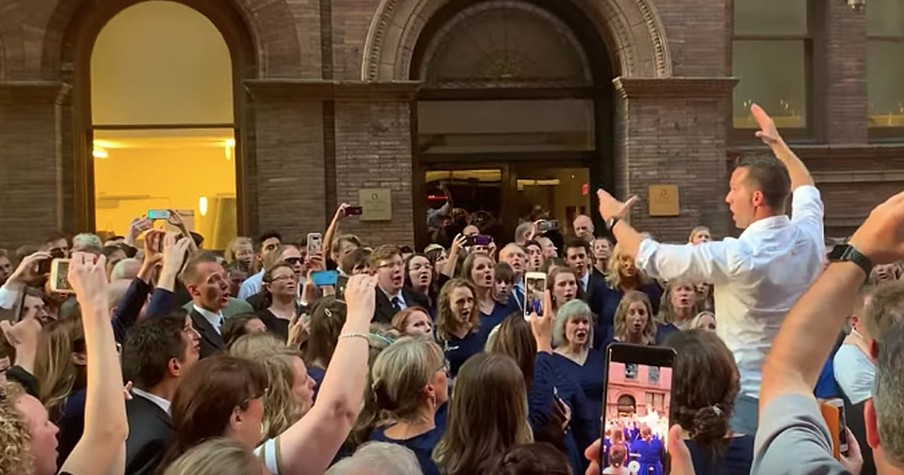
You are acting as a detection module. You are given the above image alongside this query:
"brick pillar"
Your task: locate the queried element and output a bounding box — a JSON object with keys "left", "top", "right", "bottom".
{"left": 245, "top": 80, "right": 327, "bottom": 240}
{"left": 333, "top": 83, "right": 420, "bottom": 247}
{"left": 0, "top": 82, "right": 70, "bottom": 248}
{"left": 612, "top": 77, "right": 737, "bottom": 242}
{"left": 812, "top": 0, "right": 868, "bottom": 143}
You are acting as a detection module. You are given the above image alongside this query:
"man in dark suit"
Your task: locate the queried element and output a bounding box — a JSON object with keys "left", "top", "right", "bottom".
{"left": 122, "top": 312, "right": 200, "bottom": 475}
{"left": 564, "top": 239, "right": 607, "bottom": 317}
{"left": 370, "top": 245, "right": 430, "bottom": 324}
{"left": 147, "top": 240, "right": 227, "bottom": 359}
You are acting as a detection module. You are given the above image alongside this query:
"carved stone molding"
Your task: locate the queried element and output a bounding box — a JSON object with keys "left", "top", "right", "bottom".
{"left": 613, "top": 77, "right": 739, "bottom": 100}
{"left": 362, "top": 0, "right": 673, "bottom": 82}
{"left": 0, "top": 81, "right": 71, "bottom": 105}
{"left": 245, "top": 79, "right": 421, "bottom": 102}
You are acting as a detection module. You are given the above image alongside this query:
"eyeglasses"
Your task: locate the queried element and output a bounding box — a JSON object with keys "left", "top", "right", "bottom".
{"left": 284, "top": 257, "right": 303, "bottom": 265}
{"left": 268, "top": 275, "right": 295, "bottom": 283}
{"left": 242, "top": 387, "right": 270, "bottom": 406}
{"left": 435, "top": 361, "right": 450, "bottom": 375}
{"left": 378, "top": 260, "right": 405, "bottom": 270}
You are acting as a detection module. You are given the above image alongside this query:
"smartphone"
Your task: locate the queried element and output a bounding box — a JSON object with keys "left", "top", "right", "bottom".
{"left": 147, "top": 209, "right": 171, "bottom": 221}
{"left": 538, "top": 220, "right": 560, "bottom": 232}
{"left": 307, "top": 233, "right": 323, "bottom": 257}
{"left": 470, "top": 235, "right": 493, "bottom": 246}
{"left": 37, "top": 248, "right": 67, "bottom": 275}
{"left": 524, "top": 272, "right": 547, "bottom": 319}
{"left": 49, "top": 259, "right": 75, "bottom": 294}
{"left": 820, "top": 398, "right": 850, "bottom": 459}
{"left": 311, "top": 270, "right": 339, "bottom": 287}
{"left": 345, "top": 206, "right": 364, "bottom": 216}
{"left": 600, "top": 343, "right": 676, "bottom": 471}
{"left": 336, "top": 274, "right": 349, "bottom": 301}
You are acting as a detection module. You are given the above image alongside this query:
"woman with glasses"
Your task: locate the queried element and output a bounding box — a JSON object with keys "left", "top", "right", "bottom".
{"left": 366, "top": 337, "right": 448, "bottom": 475}
{"left": 257, "top": 262, "right": 301, "bottom": 342}
{"left": 404, "top": 253, "right": 435, "bottom": 311}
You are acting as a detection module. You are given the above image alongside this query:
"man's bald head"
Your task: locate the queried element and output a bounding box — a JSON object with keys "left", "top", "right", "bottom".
{"left": 573, "top": 215, "right": 594, "bottom": 242}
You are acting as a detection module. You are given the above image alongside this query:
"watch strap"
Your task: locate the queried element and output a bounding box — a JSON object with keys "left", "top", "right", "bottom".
{"left": 834, "top": 245, "right": 873, "bottom": 277}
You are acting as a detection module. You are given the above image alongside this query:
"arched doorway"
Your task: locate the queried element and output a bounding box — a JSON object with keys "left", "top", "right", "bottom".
{"left": 411, "top": 0, "right": 614, "bottom": 247}
{"left": 617, "top": 394, "right": 637, "bottom": 416}
{"left": 60, "top": 0, "right": 256, "bottom": 245}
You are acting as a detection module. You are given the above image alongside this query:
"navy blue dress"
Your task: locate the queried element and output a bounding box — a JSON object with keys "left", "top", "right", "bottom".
{"left": 595, "top": 284, "right": 662, "bottom": 349}
{"left": 655, "top": 323, "right": 680, "bottom": 344}
{"left": 477, "top": 300, "right": 520, "bottom": 342}
{"left": 634, "top": 437, "right": 664, "bottom": 475}
{"left": 552, "top": 368, "right": 598, "bottom": 475}
{"left": 550, "top": 349, "right": 607, "bottom": 435}
{"left": 527, "top": 352, "right": 556, "bottom": 433}
{"left": 443, "top": 330, "right": 485, "bottom": 377}
{"left": 370, "top": 426, "right": 443, "bottom": 475}
{"left": 308, "top": 365, "right": 326, "bottom": 402}
{"left": 685, "top": 435, "right": 755, "bottom": 475}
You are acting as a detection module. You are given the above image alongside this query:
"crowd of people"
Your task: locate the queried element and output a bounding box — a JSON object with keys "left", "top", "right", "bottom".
{"left": 1, "top": 104, "right": 904, "bottom": 475}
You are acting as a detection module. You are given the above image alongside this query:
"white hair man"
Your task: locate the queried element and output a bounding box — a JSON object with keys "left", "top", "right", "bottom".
{"left": 325, "top": 442, "right": 422, "bottom": 475}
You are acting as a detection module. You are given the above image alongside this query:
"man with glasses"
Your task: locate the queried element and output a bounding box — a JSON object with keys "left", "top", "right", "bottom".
{"left": 238, "top": 231, "right": 282, "bottom": 300}
{"left": 370, "top": 245, "right": 429, "bottom": 324}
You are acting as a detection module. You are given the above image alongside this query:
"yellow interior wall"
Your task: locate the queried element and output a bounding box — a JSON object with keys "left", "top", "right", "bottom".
{"left": 93, "top": 145, "right": 236, "bottom": 247}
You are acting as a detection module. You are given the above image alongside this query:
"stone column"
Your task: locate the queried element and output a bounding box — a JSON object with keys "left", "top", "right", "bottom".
{"left": 333, "top": 82, "right": 420, "bottom": 247}
{"left": 612, "top": 77, "right": 738, "bottom": 242}
{"left": 245, "top": 80, "right": 327, "bottom": 239}
{"left": 0, "top": 81, "right": 70, "bottom": 248}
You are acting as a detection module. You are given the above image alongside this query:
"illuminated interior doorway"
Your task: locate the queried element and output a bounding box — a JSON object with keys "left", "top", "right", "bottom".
{"left": 412, "top": 0, "right": 613, "bottom": 248}
{"left": 91, "top": 1, "right": 237, "bottom": 248}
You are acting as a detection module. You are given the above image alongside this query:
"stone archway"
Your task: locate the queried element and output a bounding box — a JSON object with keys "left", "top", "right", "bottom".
{"left": 39, "top": 0, "right": 304, "bottom": 79}
{"left": 361, "top": 0, "right": 672, "bottom": 81}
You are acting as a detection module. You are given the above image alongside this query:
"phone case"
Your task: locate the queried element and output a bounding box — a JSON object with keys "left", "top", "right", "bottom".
{"left": 49, "top": 259, "right": 75, "bottom": 294}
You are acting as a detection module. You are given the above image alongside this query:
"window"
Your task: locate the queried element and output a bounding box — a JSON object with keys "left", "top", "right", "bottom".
{"left": 733, "top": 0, "right": 809, "bottom": 129}
{"left": 868, "top": 0, "right": 904, "bottom": 128}
{"left": 645, "top": 392, "right": 665, "bottom": 413}
{"left": 648, "top": 366, "right": 660, "bottom": 385}
{"left": 625, "top": 363, "right": 638, "bottom": 380}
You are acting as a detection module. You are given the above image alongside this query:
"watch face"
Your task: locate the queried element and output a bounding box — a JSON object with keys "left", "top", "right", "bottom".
{"left": 828, "top": 244, "right": 849, "bottom": 261}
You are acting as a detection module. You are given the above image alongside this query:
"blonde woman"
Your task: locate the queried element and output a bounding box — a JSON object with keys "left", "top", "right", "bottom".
{"left": 688, "top": 226, "right": 711, "bottom": 245}
{"left": 613, "top": 291, "right": 657, "bottom": 345}
{"left": 366, "top": 337, "right": 448, "bottom": 475}
{"left": 433, "top": 352, "right": 532, "bottom": 475}
{"left": 163, "top": 438, "right": 264, "bottom": 475}
{"left": 550, "top": 299, "right": 606, "bottom": 443}
{"left": 225, "top": 237, "right": 256, "bottom": 272}
{"left": 434, "top": 279, "right": 480, "bottom": 377}
{"left": 689, "top": 311, "right": 717, "bottom": 332}
{"left": 656, "top": 279, "right": 703, "bottom": 343}
{"left": 228, "top": 333, "right": 316, "bottom": 439}
{"left": 462, "top": 252, "right": 518, "bottom": 339}
{"left": 598, "top": 243, "right": 661, "bottom": 345}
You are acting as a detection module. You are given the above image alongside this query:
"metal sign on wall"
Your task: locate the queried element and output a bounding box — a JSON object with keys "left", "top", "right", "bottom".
{"left": 648, "top": 185, "right": 680, "bottom": 217}
{"left": 359, "top": 188, "right": 392, "bottom": 221}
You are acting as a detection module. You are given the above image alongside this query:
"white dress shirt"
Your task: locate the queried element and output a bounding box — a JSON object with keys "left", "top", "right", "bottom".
{"left": 131, "top": 388, "right": 171, "bottom": 414}
{"left": 193, "top": 305, "right": 225, "bottom": 335}
{"left": 237, "top": 270, "right": 265, "bottom": 300}
{"left": 636, "top": 185, "right": 825, "bottom": 397}
{"left": 382, "top": 289, "right": 408, "bottom": 311}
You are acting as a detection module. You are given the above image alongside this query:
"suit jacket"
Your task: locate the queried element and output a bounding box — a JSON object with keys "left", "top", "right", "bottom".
{"left": 583, "top": 269, "right": 608, "bottom": 318}
{"left": 125, "top": 394, "right": 173, "bottom": 475}
{"left": 373, "top": 288, "right": 431, "bottom": 324}
{"left": 189, "top": 309, "right": 226, "bottom": 359}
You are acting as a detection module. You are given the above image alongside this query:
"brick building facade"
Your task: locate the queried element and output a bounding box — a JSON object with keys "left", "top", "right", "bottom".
{"left": 0, "top": 0, "right": 899, "bottom": 249}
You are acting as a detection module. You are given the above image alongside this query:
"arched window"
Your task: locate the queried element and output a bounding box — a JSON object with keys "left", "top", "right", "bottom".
{"left": 733, "top": 0, "right": 809, "bottom": 130}
{"left": 867, "top": 0, "right": 904, "bottom": 130}
{"left": 91, "top": 1, "right": 237, "bottom": 247}
{"left": 617, "top": 395, "right": 637, "bottom": 415}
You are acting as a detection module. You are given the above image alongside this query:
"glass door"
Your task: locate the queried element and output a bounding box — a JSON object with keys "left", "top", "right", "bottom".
{"left": 423, "top": 168, "right": 505, "bottom": 247}
{"left": 512, "top": 165, "right": 590, "bottom": 237}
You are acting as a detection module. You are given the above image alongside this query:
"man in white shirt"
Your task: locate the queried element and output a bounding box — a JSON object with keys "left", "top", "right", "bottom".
{"left": 596, "top": 104, "right": 825, "bottom": 434}
{"left": 238, "top": 231, "right": 282, "bottom": 300}
{"left": 122, "top": 313, "right": 200, "bottom": 475}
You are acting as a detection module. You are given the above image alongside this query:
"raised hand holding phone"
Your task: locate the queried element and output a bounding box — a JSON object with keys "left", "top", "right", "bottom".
{"left": 528, "top": 290, "right": 554, "bottom": 353}
{"left": 9, "top": 251, "right": 52, "bottom": 284}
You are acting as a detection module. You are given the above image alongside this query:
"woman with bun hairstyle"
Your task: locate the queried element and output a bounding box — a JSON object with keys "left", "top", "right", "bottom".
{"left": 663, "top": 330, "right": 753, "bottom": 475}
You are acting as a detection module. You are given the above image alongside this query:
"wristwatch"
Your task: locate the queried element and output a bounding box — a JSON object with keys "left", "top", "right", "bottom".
{"left": 606, "top": 217, "right": 620, "bottom": 232}
{"left": 828, "top": 243, "right": 873, "bottom": 277}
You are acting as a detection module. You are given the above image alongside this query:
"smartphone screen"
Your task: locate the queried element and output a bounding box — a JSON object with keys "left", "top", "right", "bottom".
{"left": 307, "top": 233, "right": 323, "bottom": 256}
{"left": 524, "top": 272, "right": 546, "bottom": 319}
{"left": 601, "top": 343, "right": 676, "bottom": 473}
{"left": 336, "top": 275, "right": 349, "bottom": 302}
{"left": 539, "top": 220, "right": 560, "bottom": 232}
{"left": 473, "top": 235, "right": 493, "bottom": 246}
{"left": 346, "top": 206, "right": 364, "bottom": 216}
{"left": 50, "top": 259, "right": 75, "bottom": 294}
{"left": 147, "top": 209, "right": 171, "bottom": 221}
{"left": 311, "top": 270, "right": 339, "bottom": 287}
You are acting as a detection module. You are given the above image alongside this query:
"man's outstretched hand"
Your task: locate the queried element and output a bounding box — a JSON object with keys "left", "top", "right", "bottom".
{"left": 597, "top": 189, "right": 639, "bottom": 222}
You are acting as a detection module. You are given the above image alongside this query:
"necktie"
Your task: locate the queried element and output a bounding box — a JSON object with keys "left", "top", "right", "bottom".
{"left": 392, "top": 296, "right": 402, "bottom": 313}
